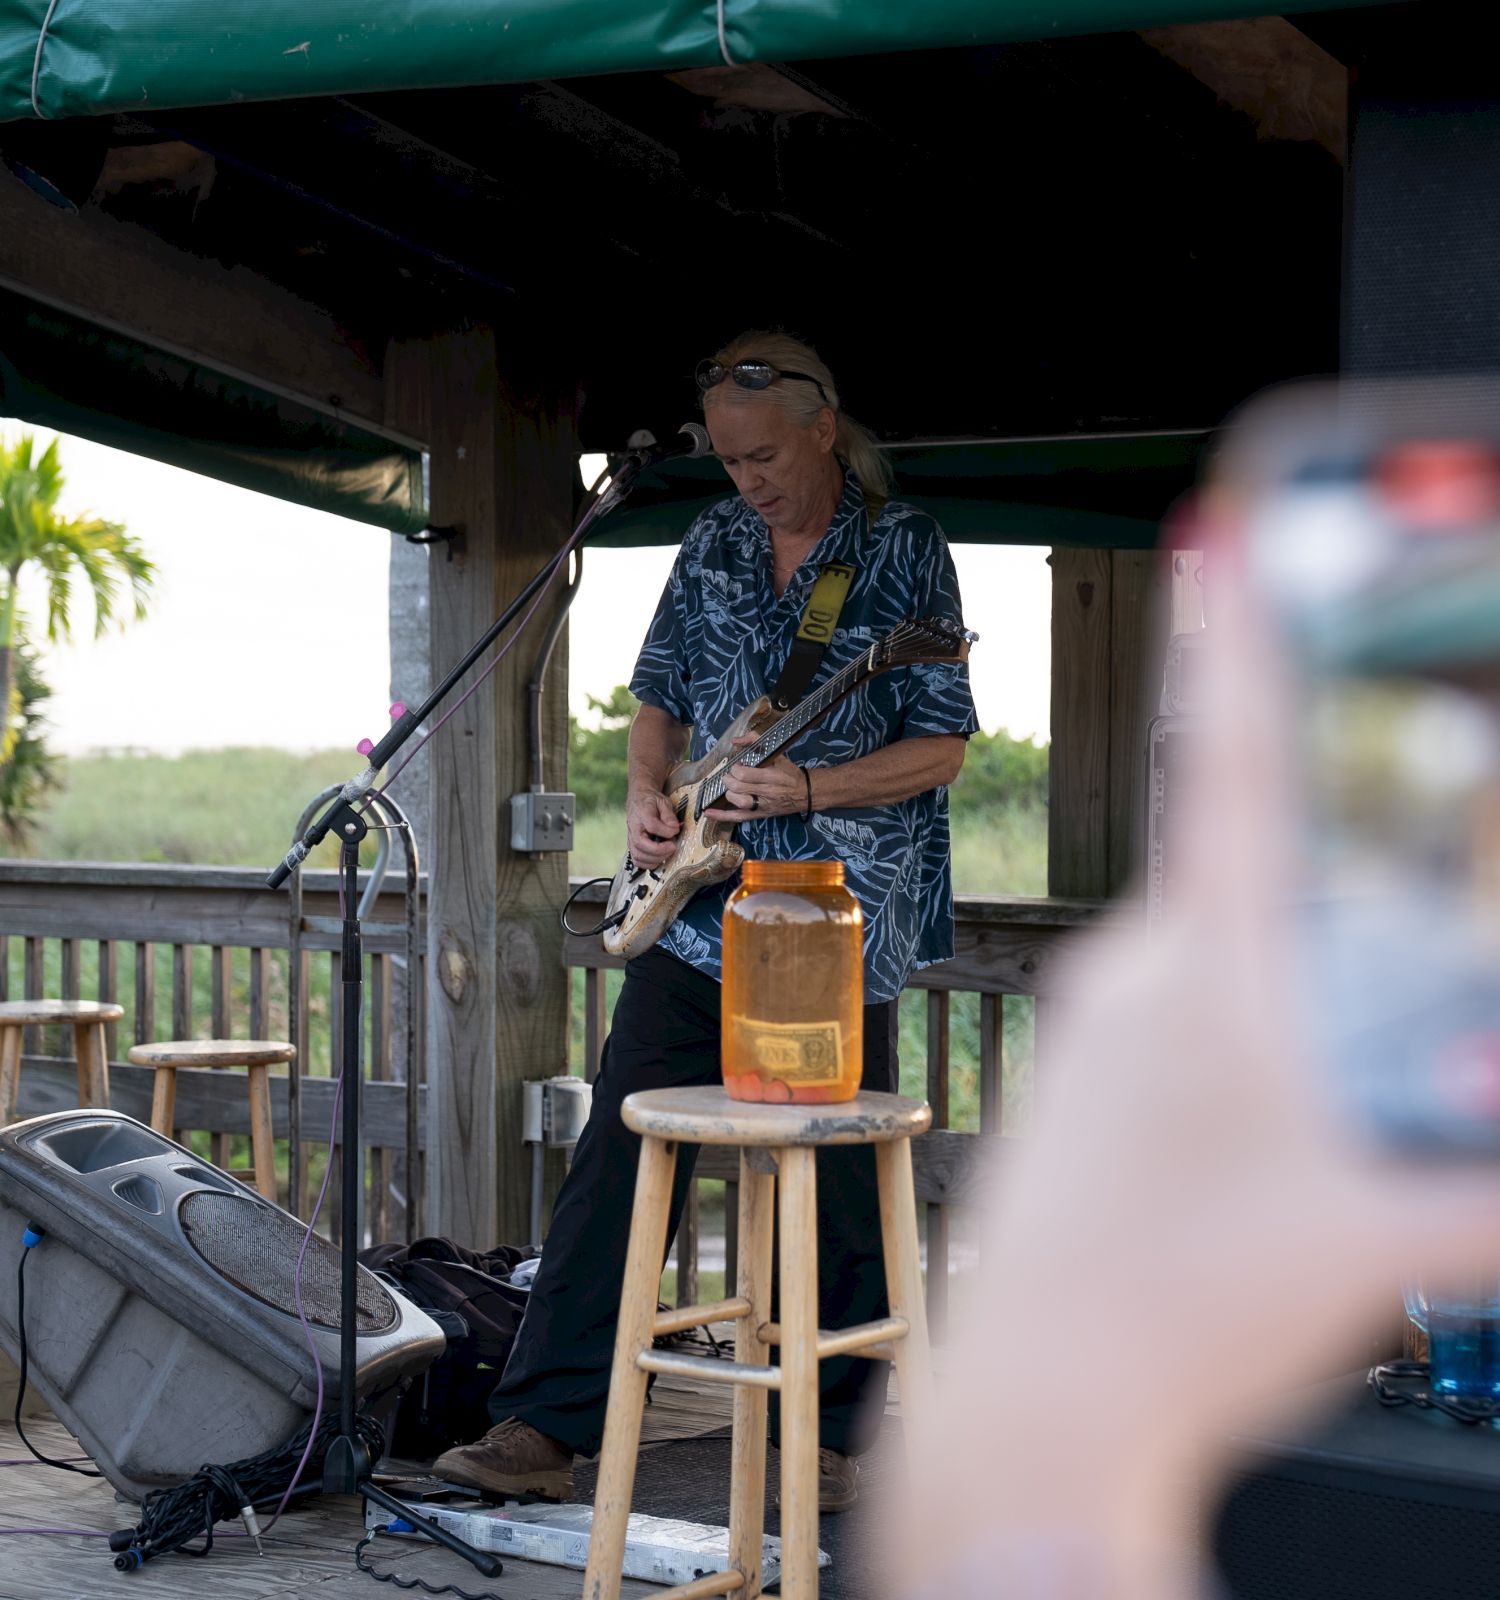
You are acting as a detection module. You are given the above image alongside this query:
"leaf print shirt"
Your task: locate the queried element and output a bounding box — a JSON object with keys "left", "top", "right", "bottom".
{"left": 629, "top": 470, "right": 979, "bottom": 1003}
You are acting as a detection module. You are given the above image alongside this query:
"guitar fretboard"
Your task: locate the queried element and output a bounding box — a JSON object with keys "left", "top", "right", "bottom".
{"left": 696, "top": 621, "right": 936, "bottom": 814}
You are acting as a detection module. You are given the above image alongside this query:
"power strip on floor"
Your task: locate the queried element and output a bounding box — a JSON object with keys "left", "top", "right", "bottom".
{"left": 365, "top": 1483, "right": 830, "bottom": 1587}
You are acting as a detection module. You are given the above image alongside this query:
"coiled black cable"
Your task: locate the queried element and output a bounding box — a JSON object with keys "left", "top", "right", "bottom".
{"left": 109, "top": 1411, "right": 386, "bottom": 1570}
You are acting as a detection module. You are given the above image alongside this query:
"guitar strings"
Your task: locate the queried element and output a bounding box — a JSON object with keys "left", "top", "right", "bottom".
{"left": 696, "top": 618, "right": 947, "bottom": 814}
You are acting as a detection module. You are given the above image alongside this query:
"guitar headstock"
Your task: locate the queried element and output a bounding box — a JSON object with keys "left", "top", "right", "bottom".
{"left": 877, "top": 616, "right": 978, "bottom": 668}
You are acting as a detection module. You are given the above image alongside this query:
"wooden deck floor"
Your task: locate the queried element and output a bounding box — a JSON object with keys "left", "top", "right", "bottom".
{"left": 0, "top": 1376, "right": 740, "bottom": 1600}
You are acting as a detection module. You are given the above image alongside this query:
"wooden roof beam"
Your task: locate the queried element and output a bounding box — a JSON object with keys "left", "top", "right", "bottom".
{"left": 0, "top": 174, "right": 391, "bottom": 437}
{"left": 1137, "top": 18, "right": 1348, "bottom": 160}
{"left": 666, "top": 63, "right": 852, "bottom": 118}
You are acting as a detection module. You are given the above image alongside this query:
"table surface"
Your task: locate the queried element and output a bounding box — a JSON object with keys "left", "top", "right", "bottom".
{"left": 1228, "top": 1372, "right": 1500, "bottom": 1495}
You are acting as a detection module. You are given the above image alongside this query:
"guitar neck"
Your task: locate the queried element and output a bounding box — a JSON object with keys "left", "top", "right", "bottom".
{"left": 700, "top": 645, "right": 883, "bottom": 809}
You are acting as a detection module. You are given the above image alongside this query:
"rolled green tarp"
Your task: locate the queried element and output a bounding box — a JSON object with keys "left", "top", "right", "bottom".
{"left": 2, "top": 0, "right": 1396, "bottom": 124}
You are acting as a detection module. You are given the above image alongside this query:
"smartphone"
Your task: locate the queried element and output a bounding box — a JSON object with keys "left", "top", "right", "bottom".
{"left": 1227, "top": 379, "right": 1500, "bottom": 1154}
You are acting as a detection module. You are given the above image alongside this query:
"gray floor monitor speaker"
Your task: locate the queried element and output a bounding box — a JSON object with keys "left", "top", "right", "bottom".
{"left": 0, "top": 1110, "right": 443, "bottom": 1500}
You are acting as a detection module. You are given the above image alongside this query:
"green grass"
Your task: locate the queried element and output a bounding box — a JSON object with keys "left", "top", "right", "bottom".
{"left": 27, "top": 747, "right": 378, "bottom": 870}
{"left": 660, "top": 1267, "right": 727, "bottom": 1306}
{"left": 569, "top": 806, "right": 630, "bottom": 884}
{"left": 951, "top": 801, "right": 1047, "bottom": 898}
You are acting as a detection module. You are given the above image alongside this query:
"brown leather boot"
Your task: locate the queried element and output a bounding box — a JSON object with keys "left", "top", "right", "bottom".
{"left": 431, "top": 1418, "right": 575, "bottom": 1500}
{"left": 776, "top": 1447, "right": 860, "bottom": 1514}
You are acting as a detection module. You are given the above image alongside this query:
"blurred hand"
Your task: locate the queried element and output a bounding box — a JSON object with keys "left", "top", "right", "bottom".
{"left": 900, "top": 527, "right": 1500, "bottom": 1599}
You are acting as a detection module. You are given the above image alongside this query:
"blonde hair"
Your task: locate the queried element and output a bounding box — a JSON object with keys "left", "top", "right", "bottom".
{"left": 704, "top": 330, "right": 894, "bottom": 503}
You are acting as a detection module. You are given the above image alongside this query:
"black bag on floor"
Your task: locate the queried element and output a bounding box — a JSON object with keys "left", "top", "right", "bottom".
{"left": 359, "top": 1236, "right": 532, "bottom": 1461}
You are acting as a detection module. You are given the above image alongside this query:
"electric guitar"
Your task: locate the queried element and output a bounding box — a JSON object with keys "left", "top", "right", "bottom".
{"left": 601, "top": 616, "right": 977, "bottom": 959}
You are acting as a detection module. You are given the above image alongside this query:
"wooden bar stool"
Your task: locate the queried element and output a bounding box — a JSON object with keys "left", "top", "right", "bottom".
{"left": 127, "top": 1039, "right": 294, "bottom": 1202}
{"left": 0, "top": 999, "right": 124, "bottom": 1125}
{"left": 583, "top": 1086, "right": 933, "bottom": 1600}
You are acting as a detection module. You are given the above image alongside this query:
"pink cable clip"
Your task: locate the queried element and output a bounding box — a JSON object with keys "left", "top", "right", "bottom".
{"left": 357, "top": 703, "right": 410, "bottom": 757}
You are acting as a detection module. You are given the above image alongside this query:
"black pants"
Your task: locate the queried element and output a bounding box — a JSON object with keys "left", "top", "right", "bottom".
{"left": 488, "top": 946, "right": 898, "bottom": 1457}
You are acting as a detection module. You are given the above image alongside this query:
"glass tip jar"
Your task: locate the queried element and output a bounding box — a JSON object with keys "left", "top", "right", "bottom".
{"left": 721, "top": 859, "right": 864, "bottom": 1104}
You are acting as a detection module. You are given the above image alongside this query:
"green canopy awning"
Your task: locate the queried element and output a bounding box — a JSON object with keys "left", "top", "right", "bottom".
{"left": 0, "top": 291, "right": 427, "bottom": 533}
{"left": 3, "top": 0, "right": 1391, "bottom": 123}
{"left": 593, "top": 431, "right": 1207, "bottom": 548}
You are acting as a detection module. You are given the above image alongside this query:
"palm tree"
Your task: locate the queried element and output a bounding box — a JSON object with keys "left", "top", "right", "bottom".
{"left": 0, "top": 433, "right": 153, "bottom": 771}
{"left": 0, "top": 635, "right": 59, "bottom": 848}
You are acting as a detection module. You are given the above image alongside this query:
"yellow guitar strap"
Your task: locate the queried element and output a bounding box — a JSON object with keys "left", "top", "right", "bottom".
{"left": 770, "top": 561, "right": 856, "bottom": 710}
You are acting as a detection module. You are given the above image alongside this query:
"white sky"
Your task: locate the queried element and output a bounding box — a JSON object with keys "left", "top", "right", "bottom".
{"left": 5, "top": 428, "right": 1051, "bottom": 755}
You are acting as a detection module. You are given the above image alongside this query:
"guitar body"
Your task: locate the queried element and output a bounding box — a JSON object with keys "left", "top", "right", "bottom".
{"left": 602, "top": 697, "right": 780, "bottom": 961}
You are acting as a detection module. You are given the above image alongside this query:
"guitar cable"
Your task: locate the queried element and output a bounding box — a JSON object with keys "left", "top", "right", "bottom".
{"left": 560, "top": 876, "right": 628, "bottom": 937}
{"left": 11, "top": 1227, "right": 101, "bottom": 1479}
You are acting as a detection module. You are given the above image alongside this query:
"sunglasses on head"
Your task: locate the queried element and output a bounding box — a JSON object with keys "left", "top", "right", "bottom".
{"left": 695, "top": 357, "right": 831, "bottom": 407}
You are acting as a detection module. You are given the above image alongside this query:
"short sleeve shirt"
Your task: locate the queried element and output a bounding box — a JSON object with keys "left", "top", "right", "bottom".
{"left": 629, "top": 470, "right": 979, "bottom": 1003}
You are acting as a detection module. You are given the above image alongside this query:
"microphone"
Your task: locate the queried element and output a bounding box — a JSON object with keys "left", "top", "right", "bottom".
{"left": 627, "top": 422, "right": 712, "bottom": 465}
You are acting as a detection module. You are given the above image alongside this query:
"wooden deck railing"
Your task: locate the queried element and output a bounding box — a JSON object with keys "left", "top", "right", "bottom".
{"left": 0, "top": 862, "right": 1105, "bottom": 1328}
{"left": 0, "top": 860, "right": 425, "bottom": 1245}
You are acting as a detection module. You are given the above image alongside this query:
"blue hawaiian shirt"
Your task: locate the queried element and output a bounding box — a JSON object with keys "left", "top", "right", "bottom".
{"left": 629, "top": 470, "right": 979, "bottom": 1003}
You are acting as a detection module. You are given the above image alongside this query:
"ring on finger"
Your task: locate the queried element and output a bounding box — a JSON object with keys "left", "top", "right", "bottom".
{"left": 750, "top": 794, "right": 760, "bottom": 811}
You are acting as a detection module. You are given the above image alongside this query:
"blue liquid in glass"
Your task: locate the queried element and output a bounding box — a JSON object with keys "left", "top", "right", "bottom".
{"left": 1428, "top": 1310, "right": 1500, "bottom": 1399}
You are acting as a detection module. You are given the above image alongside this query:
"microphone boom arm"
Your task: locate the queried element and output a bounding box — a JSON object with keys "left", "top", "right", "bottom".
{"left": 264, "top": 427, "right": 708, "bottom": 888}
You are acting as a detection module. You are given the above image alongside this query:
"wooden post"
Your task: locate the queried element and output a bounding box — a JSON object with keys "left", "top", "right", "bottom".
{"left": 1106, "top": 549, "right": 1165, "bottom": 897}
{"left": 386, "top": 327, "right": 576, "bottom": 1245}
{"left": 1048, "top": 548, "right": 1113, "bottom": 901}
{"left": 1048, "top": 547, "right": 1167, "bottom": 901}
{"left": 1045, "top": 548, "right": 1167, "bottom": 1069}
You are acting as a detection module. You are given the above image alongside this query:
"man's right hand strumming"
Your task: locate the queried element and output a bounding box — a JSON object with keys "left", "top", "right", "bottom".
{"left": 625, "top": 702, "right": 689, "bottom": 867}
{"left": 625, "top": 787, "right": 680, "bottom": 867}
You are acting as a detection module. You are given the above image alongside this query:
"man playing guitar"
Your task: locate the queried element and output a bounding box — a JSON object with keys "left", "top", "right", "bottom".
{"left": 435, "top": 331, "right": 978, "bottom": 1512}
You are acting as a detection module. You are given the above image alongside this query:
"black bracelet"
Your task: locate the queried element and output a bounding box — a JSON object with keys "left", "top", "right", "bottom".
{"left": 801, "top": 765, "right": 815, "bottom": 822}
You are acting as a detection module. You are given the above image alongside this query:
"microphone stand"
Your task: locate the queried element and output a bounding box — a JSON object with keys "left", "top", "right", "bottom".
{"left": 263, "top": 439, "right": 687, "bottom": 1577}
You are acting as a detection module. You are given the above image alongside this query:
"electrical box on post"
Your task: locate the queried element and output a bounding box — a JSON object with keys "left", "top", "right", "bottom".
{"left": 510, "top": 791, "right": 575, "bottom": 854}
{"left": 522, "top": 1077, "right": 593, "bottom": 1147}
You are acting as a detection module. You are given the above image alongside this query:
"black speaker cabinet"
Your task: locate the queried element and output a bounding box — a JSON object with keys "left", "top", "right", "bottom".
{"left": 1213, "top": 1374, "right": 1500, "bottom": 1599}
{"left": 0, "top": 1110, "right": 442, "bottom": 1500}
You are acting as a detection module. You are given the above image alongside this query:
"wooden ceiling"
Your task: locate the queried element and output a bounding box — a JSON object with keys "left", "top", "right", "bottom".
{"left": 4, "top": 20, "right": 1355, "bottom": 453}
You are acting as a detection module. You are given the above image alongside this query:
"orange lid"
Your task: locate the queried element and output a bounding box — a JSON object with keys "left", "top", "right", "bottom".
{"left": 741, "top": 858, "right": 845, "bottom": 889}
